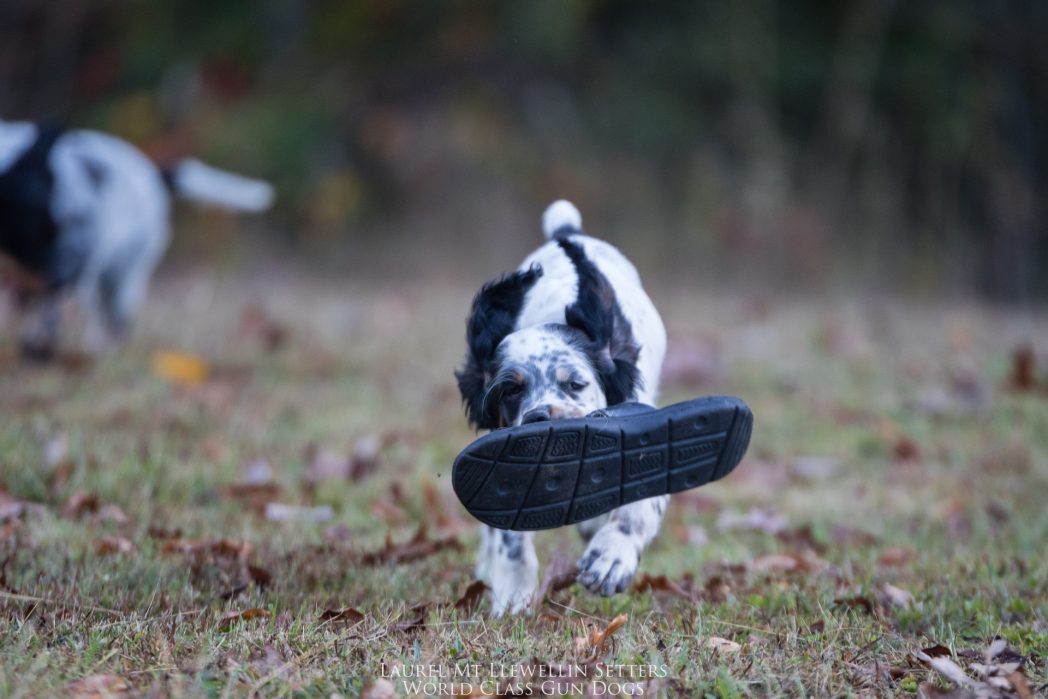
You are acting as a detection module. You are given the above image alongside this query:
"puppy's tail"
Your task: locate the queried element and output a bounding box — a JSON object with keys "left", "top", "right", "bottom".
{"left": 542, "top": 199, "right": 582, "bottom": 240}
{"left": 163, "top": 159, "right": 274, "bottom": 213}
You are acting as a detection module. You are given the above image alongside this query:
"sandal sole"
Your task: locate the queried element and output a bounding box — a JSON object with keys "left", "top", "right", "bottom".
{"left": 452, "top": 395, "right": 753, "bottom": 530}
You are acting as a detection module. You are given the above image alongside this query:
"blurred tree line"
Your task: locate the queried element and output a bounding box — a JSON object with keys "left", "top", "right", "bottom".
{"left": 0, "top": 0, "right": 1044, "bottom": 299}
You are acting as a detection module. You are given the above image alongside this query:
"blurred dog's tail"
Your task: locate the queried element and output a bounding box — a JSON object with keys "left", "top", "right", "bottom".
{"left": 542, "top": 199, "right": 582, "bottom": 240}
{"left": 163, "top": 159, "right": 274, "bottom": 213}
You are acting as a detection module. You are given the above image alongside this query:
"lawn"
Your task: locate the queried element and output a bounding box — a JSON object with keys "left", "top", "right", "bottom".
{"left": 1, "top": 268, "right": 1046, "bottom": 698}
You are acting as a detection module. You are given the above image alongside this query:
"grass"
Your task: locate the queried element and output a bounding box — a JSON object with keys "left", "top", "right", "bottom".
{"left": 0, "top": 268, "right": 1046, "bottom": 698}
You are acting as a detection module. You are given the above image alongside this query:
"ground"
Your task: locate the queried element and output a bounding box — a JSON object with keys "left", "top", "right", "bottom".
{"left": 0, "top": 268, "right": 1046, "bottom": 698}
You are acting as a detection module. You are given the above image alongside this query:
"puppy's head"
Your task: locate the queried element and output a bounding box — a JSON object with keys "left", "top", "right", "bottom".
{"left": 456, "top": 239, "right": 641, "bottom": 429}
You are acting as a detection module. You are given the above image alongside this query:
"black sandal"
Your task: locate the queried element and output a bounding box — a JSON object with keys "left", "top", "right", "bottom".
{"left": 452, "top": 395, "right": 753, "bottom": 530}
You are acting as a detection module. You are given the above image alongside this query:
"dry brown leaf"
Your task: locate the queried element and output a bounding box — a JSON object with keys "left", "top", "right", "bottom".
{"left": 66, "top": 674, "right": 134, "bottom": 698}
{"left": 370, "top": 499, "right": 408, "bottom": 524}
{"left": 238, "top": 304, "right": 289, "bottom": 352}
{"left": 62, "top": 491, "right": 99, "bottom": 518}
{"left": 878, "top": 547, "right": 915, "bottom": 566}
{"left": 152, "top": 350, "right": 209, "bottom": 386}
{"left": 704, "top": 636, "right": 742, "bottom": 653}
{"left": 701, "top": 574, "right": 731, "bottom": 603}
{"left": 1008, "top": 670, "right": 1033, "bottom": 699}
{"left": 632, "top": 574, "right": 696, "bottom": 602}
{"left": 350, "top": 434, "right": 382, "bottom": 481}
{"left": 834, "top": 595, "right": 875, "bottom": 616}
{"left": 922, "top": 644, "right": 953, "bottom": 658}
{"left": 532, "top": 554, "right": 578, "bottom": 610}
{"left": 915, "top": 681, "right": 977, "bottom": 698}
{"left": 218, "top": 607, "right": 271, "bottom": 630}
{"left": 95, "top": 537, "right": 135, "bottom": 555}
{"left": 830, "top": 524, "right": 879, "bottom": 547}
{"left": 893, "top": 435, "right": 921, "bottom": 462}
{"left": 318, "top": 607, "right": 365, "bottom": 626}
{"left": 161, "top": 537, "right": 252, "bottom": 560}
{"left": 881, "top": 582, "right": 915, "bottom": 609}
{"left": 1009, "top": 344, "right": 1037, "bottom": 392}
{"left": 361, "top": 678, "right": 397, "bottom": 699}
{"left": 453, "top": 580, "right": 487, "bottom": 615}
{"left": 576, "top": 613, "right": 628, "bottom": 658}
{"left": 360, "top": 524, "right": 461, "bottom": 566}
{"left": 263, "top": 503, "right": 333, "bottom": 522}
{"left": 393, "top": 603, "right": 428, "bottom": 634}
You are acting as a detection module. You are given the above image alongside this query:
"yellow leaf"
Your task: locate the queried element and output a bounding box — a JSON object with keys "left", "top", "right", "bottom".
{"left": 152, "top": 350, "right": 209, "bottom": 386}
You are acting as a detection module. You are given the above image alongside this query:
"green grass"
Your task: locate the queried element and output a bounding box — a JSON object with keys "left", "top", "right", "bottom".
{"left": 1, "top": 272, "right": 1046, "bottom": 697}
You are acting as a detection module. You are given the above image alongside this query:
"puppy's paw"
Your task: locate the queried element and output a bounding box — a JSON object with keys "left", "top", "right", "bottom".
{"left": 577, "top": 531, "right": 640, "bottom": 596}
{"left": 490, "top": 580, "right": 535, "bottom": 617}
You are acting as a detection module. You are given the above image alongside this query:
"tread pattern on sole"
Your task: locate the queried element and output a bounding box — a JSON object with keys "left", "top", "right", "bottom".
{"left": 453, "top": 396, "right": 753, "bottom": 530}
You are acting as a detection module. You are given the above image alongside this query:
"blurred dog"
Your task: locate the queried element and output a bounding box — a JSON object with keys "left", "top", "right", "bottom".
{"left": 456, "top": 200, "right": 667, "bottom": 615}
{"left": 0, "top": 120, "right": 273, "bottom": 357}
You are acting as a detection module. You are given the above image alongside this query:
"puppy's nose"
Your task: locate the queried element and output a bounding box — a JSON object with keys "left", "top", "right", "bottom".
{"left": 521, "top": 407, "right": 552, "bottom": 424}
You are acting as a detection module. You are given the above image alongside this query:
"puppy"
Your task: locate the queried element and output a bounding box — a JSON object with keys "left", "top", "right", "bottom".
{"left": 0, "top": 120, "right": 273, "bottom": 357}
{"left": 456, "top": 200, "right": 667, "bottom": 615}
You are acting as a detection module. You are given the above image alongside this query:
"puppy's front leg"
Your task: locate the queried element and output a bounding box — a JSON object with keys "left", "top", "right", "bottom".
{"left": 487, "top": 529, "right": 537, "bottom": 616}
{"left": 578, "top": 496, "right": 668, "bottom": 596}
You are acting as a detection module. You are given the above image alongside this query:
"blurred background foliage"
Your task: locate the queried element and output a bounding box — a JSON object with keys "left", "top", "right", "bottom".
{"left": 0, "top": 0, "right": 1044, "bottom": 299}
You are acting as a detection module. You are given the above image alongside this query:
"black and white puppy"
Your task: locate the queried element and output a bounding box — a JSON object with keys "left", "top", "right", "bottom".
{"left": 0, "top": 120, "right": 274, "bottom": 356}
{"left": 457, "top": 200, "right": 667, "bottom": 615}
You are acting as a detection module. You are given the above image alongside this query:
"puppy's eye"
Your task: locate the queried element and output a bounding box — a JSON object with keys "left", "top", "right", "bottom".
{"left": 504, "top": 383, "right": 524, "bottom": 397}
{"left": 566, "top": 380, "right": 588, "bottom": 392}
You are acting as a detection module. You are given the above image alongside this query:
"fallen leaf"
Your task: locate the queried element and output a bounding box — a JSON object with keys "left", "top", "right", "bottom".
{"left": 318, "top": 607, "right": 365, "bottom": 626}
{"left": 95, "top": 537, "right": 135, "bottom": 555}
{"left": 576, "top": 613, "right": 628, "bottom": 658}
{"left": 43, "top": 432, "right": 68, "bottom": 467}
{"left": 393, "top": 603, "right": 428, "bottom": 633}
{"left": 305, "top": 445, "right": 351, "bottom": 481}
{"left": 830, "top": 524, "right": 879, "bottom": 547}
{"left": 1009, "top": 344, "right": 1036, "bottom": 392}
{"left": 239, "top": 458, "right": 273, "bottom": 485}
{"left": 360, "top": 525, "right": 461, "bottom": 566}
{"left": 370, "top": 499, "right": 408, "bottom": 524}
{"left": 1008, "top": 670, "right": 1033, "bottom": 699}
{"left": 96, "top": 504, "right": 130, "bottom": 526}
{"left": 701, "top": 575, "right": 731, "bottom": 603}
{"left": 834, "top": 595, "right": 875, "bottom": 616}
{"left": 453, "top": 580, "right": 488, "bottom": 615}
{"left": 881, "top": 582, "right": 915, "bottom": 609}
{"left": 218, "top": 607, "right": 271, "bottom": 630}
{"left": 632, "top": 574, "right": 695, "bottom": 602}
{"left": 361, "top": 678, "right": 397, "bottom": 699}
{"left": 716, "top": 507, "right": 787, "bottom": 534}
{"left": 263, "top": 503, "right": 333, "bottom": 522}
{"left": 238, "top": 304, "right": 289, "bottom": 352}
{"left": 532, "top": 554, "right": 578, "bottom": 610}
{"left": 892, "top": 435, "right": 921, "bottom": 462}
{"left": 62, "top": 491, "right": 99, "bottom": 518}
{"left": 247, "top": 564, "right": 273, "bottom": 589}
{"left": 704, "top": 636, "right": 742, "bottom": 653}
{"left": 0, "top": 500, "right": 24, "bottom": 523}
{"left": 152, "top": 350, "right": 209, "bottom": 386}
{"left": 161, "top": 537, "right": 252, "bottom": 560}
{"left": 350, "top": 434, "right": 382, "bottom": 481}
{"left": 922, "top": 644, "right": 953, "bottom": 658}
{"left": 66, "top": 674, "right": 134, "bottom": 698}
{"left": 878, "top": 547, "right": 915, "bottom": 566}
{"left": 915, "top": 681, "right": 975, "bottom": 698}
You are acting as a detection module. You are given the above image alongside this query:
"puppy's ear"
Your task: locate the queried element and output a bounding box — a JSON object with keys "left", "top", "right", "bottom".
{"left": 559, "top": 239, "right": 642, "bottom": 405}
{"left": 456, "top": 264, "right": 543, "bottom": 429}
